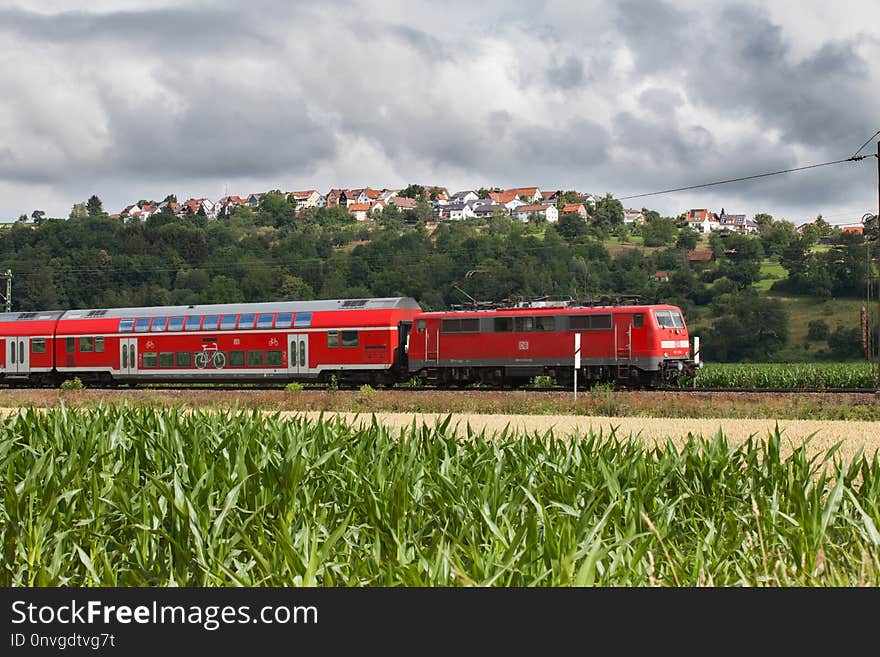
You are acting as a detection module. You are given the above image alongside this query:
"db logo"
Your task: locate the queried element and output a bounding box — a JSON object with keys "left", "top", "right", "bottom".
{"left": 518, "top": 341, "right": 529, "bottom": 350}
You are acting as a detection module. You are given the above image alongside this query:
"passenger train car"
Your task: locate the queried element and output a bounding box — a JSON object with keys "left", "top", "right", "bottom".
{"left": 0, "top": 297, "right": 697, "bottom": 388}
{"left": 0, "top": 298, "right": 421, "bottom": 386}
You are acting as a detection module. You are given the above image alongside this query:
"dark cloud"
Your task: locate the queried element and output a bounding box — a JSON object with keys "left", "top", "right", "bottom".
{"left": 0, "top": 1, "right": 877, "bottom": 222}
{"left": 0, "top": 6, "right": 275, "bottom": 53}
{"left": 686, "top": 5, "right": 873, "bottom": 149}
{"left": 613, "top": 0, "right": 691, "bottom": 73}
{"left": 384, "top": 24, "right": 452, "bottom": 61}
{"left": 546, "top": 55, "right": 586, "bottom": 89}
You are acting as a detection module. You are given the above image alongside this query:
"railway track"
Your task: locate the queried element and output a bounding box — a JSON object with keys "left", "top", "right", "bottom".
{"left": 0, "top": 383, "right": 877, "bottom": 394}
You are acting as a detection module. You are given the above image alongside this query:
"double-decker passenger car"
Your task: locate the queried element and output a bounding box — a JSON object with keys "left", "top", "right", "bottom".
{"left": 0, "top": 297, "right": 422, "bottom": 386}
{"left": 405, "top": 302, "right": 696, "bottom": 387}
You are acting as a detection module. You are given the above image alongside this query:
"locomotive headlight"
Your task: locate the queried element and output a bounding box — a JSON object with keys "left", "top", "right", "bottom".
{"left": 663, "top": 352, "right": 668, "bottom": 357}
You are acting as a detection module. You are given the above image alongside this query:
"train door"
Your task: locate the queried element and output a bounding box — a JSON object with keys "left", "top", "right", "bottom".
{"left": 425, "top": 321, "right": 439, "bottom": 363}
{"left": 6, "top": 336, "right": 29, "bottom": 376}
{"left": 613, "top": 314, "right": 633, "bottom": 362}
{"left": 119, "top": 338, "right": 137, "bottom": 376}
{"left": 288, "top": 334, "right": 318, "bottom": 376}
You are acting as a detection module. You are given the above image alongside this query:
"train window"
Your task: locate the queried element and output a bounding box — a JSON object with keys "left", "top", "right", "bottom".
{"left": 441, "top": 318, "right": 479, "bottom": 333}
{"left": 293, "top": 312, "right": 312, "bottom": 328}
{"left": 670, "top": 312, "right": 684, "bottom": 328}
{"left": 514, "top": 317, "right": 535, "bottom": 332}
{"left": 202, "top": 315, "right": 220, "bottom": 331}
{"left": 494, "top": 317, "right": 514, "bottom": 332}
{"left": 142, "top": 352, "right": 157, "bottom": 368}
{"left": 66, "top": 337, "right": 75, "bottom": 353}
{"left": 568, "top": 314, "right": 612, "bottom": 330}
{"left": 150, "top": 317, "right": 168, "bottom": 332}
{"left": 327, "top": 331, "right": 339, "bottom": 348}
{"left": 176, "top": 352, "right": 191, "bottom": 367}
{"left": 275, "top": 313, "right": 293, "bottom": 329}
{"left": 266, "top": 350, "right": 283, "bottom": 367}
{"left": 96, "top": 337, "right": 104, "bottom": 352}
{"left": 159, "top": 352, "right": 174, "bottom": 368}
{"left": 256, "top": 313, "right": 275, "bottom": 329}
{"left": 31, "top": 338, "right": 46, "bottom": 354}
{"left": 247, "top": 350, "right": 264, "bottom": 367}
{"left": 341, "top": 330, "right": 358, "bottom": 348}
{"left": 239, "top": 313, "right": 256, "bottom": 329}
{"left": 220, "top": 314, "right": 238, "bottom": 330}
{"left": 417, "top": 320, "right": 425, "bottom": 332}
{"left": 134, "top": 318, "right": 151, "bottom": 333}
{"left": 655, "top": 311, "right": 675, "bottom": 328}
{"left": 633, "top": 314, "right": 644, "bottom": 328}
{"left": 229, "top": 350, "right": 245, "bottom": 367}
{"left": 167, "top": 317, "right": 185, "bottom": 332}
{"left": 119, "top": 319, "right": 134, "bottom": 333}
{"left": 184, "top": 316, "right": 203, "bottom": 331}
{"left": 80, "top": 337, "right": 94, "bottom": 352}
{"left": 535, "top": 316, "right": 556, "bottom": 331}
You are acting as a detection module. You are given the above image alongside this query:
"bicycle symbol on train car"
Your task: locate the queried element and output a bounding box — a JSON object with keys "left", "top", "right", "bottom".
{"left": 194, "top": 343, "right": 226, "bottom": 369}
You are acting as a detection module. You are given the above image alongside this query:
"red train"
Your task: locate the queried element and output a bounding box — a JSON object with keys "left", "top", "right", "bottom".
{"left": 0, "top": 297, "right": 698, "bottom": 388}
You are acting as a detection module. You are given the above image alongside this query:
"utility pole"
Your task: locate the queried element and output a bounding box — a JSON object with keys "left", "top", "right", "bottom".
{"left": 876, "top": 140, "right": 879, "bottom": 388}
{"left": 0, "top": 269, "right": 11, "bottom": 312}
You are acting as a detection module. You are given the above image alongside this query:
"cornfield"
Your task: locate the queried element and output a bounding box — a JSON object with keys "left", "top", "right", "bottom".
{"left": 1, "top": 405, "right": 878, "bottom": 586}
{"left": 692, "top": 362, "right": 878, "bottom": 389}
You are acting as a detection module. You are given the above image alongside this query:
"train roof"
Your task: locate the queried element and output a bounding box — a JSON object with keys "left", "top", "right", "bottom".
{"left": 0, "top": 310, "right": 67, "bottom": 323}
{"left": 51, "top": 297, "right": 421, "bottom": 321}
{"left": 416, "top": 304, "right": 682, "bottom": 317}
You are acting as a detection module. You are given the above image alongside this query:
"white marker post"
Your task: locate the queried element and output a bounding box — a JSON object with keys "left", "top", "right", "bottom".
{"left": 574, "top": 333, "right": 581, "bottom": 400}
{"left": 692, "top": 336, "right": 700, "bottom": 388}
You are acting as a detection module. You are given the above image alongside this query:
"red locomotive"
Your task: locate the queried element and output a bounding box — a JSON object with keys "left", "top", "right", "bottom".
{"left": 405, "top": 300, "right": 697, "bottom": 387}
{"left": 0, "top": 296, "right": 697, "bottom": 388}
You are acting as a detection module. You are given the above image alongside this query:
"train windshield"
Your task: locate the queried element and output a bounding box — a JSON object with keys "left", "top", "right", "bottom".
{"left": 655, "top": 310, "right": 685, "bottom": 328}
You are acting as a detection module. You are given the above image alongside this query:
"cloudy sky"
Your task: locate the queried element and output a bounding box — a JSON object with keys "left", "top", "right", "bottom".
{"left": 0, "top": 0, "right": 878, "bottom": 225}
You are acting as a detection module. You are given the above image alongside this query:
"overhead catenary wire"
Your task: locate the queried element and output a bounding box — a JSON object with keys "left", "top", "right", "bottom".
{"left": 617, "top": 154, "right": 872, "bottom": 201}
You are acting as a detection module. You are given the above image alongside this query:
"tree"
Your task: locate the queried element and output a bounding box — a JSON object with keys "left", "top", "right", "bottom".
{"left": 414, "top": 198, "right": 434, "bottom": 223}
{"left": 69, "top": 203, "right": 88, "bottom": 220}
{"left": 753, "top": 213, "right": 774, "bottom": 232}
{"left": 827, "top": 325, "right": 863, "bottom": 359}
{"left": 592, "top": 194, "right": 624, "bottom": 229}
{"left": 31, "top": 210, "right": 46, "bottom": 224}
{"left": 675, "top": 229, "right": 698, "bottom": 251}
{"left": 641, "top": 216, "right": 677, "bottom": 247}
{"left": 555, "top": 213, "right": 588, "bottom": 241}
{"left": 807, "top": 319, "right": 830, "bottom": 341}
{"left": 399, "top": 184, "right": 425, "bottom": 200}
{"left": 705, "top": 292, "right": 789, "bottom": 361}
{"left": 86, "top": 195, "right": 105, "bottom": 217}
{"left": 257, "top": 190, "right": 292, "bottom": 227}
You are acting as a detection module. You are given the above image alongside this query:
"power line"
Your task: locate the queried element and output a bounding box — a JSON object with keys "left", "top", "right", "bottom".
{"left": 852, "top": 129, "right": 880, "bottom": 158}
{"left": 617, "top": 154, "right": 872, "bottom": 201}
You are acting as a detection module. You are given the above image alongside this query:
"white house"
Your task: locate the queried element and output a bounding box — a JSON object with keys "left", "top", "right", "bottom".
{"left": 450, "top": 190, "right": 480, "bottom": 204}
{"left": 441, "top": 202, "right": 476, "bottom": 220}
{"left": 623, "top": 208, "right": 645, "bottom": 224}
{"left": 513, "top": 204, "right": 558, "bottom": 223}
